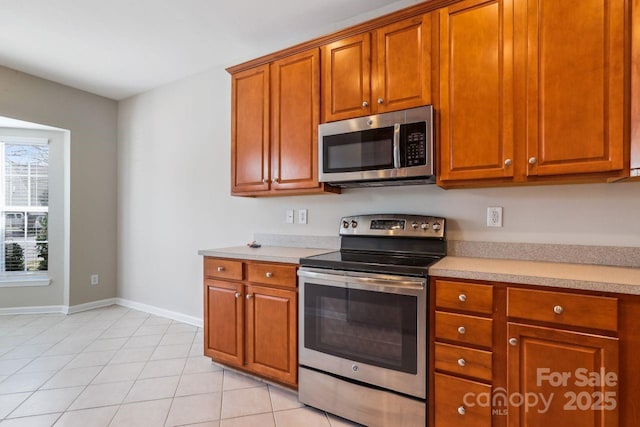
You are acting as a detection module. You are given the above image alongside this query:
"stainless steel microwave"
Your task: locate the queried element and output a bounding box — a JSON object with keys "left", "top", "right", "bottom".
{"left": 318, "top": 106, "right": 435, "bottom": 187}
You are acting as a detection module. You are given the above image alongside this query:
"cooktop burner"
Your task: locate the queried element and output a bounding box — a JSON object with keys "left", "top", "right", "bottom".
{"left": 299, "top": 214, "right": 447, "bottom": 277}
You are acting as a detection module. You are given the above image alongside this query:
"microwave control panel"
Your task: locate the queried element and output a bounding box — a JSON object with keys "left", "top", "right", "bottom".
{"left": 401, "top": 122, "right": 427, "bottom": 167}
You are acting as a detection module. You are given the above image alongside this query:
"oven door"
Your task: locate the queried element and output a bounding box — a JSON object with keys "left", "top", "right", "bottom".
{"left": 298, "top": 267, "right": 427, "bottom": 398}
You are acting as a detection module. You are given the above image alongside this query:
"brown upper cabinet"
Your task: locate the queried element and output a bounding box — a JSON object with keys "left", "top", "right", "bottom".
{"left": 231, "top": 49, "right": 338, "bottom": 196}
{"left": 632, "top": 0, "right": 640, "bottom": 175}
{"left": 437, "top": 0, "right": 515, "bottom": 182}
{"left": 321, "top": 14, "right": 432, "bottom": 123}
{"left": 438, "top": 0, "right": 628, "bottom": 186}
{"left": 231, "top": 65, "right": 270, "bottom": 194}
{"left": 524, "top": 0, "right": 625, "bottom": 177}
{"left": 229, "top": 0, "right": 636, "bottom": 191}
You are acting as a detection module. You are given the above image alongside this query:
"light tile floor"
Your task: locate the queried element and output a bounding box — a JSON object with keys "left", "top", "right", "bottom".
{"left": 0, "top": 305, "right": 361, "bottom": 427}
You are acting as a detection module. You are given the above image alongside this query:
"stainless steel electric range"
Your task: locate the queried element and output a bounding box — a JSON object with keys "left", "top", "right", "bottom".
{"left": 297, "top": 214, "right": 446, "bottom": 427}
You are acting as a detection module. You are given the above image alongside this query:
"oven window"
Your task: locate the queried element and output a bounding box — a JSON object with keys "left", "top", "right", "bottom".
{"left": 323, "top": 127, "right": 394, "bottom": 173}
{"left": 304, "top": 283, "right": 418, "bottom": 374}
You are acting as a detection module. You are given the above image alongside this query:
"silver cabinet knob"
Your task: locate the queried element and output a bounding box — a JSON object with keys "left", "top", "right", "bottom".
{"left": 504, "top": 158, "right": 512, "bottom": 166}
{"left": 457, "top": 406, "right": 466, "bottom": 415}
{"left": 457, "top": 358, "right": 466, "bottom": 367}
{"left": 553, "top": 305, "right": 564, "bottom": 315}
{"left": 458, "top": 294, "right": 467, "bottom": 302}
{"left": 457, "top": 326, "right": 466, "bottom": 335}
{"left": 271, "top": 178, "right": 279, "bottom": 183}
{"left": 509, "top": 337, "right": 518, "bottom": 346}
{"left": 377, "top": 98, "right": 384, "bottom": 104}
{"left": 246, "top": 294, "right": 253, "bottom": 300}
{"left": 362, "top": 101, "right": 369, "bottom": 108}
{"left": 265, "top": 272, "right": 273, "bottom": 278}
{"left": 528, "top": 157, "right": 537, "bottom": 165}
{"left": 234, "top": 292, "right": 241, "bottom": 299}
{"left": 217, "top": 266, "right": 225, "bottom": 272}
{"left": 262, "top": 178, "right": 268, "bottom": 183}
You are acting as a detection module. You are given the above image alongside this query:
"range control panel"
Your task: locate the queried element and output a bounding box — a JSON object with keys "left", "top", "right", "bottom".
{"left": 339, "top": 214, "right": 445, "bottom": 239}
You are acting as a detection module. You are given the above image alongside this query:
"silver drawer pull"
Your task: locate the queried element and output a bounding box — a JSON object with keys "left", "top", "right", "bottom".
{"left": 457, "top": 326, "right": 466, "bottom": 335}
{"left": 553, "top": 305, "right": 564, "bottom": 315}
{"left": 458, "top": 294, "right": 467, "bottom": 302}
{"left": 457, "top": 358, "right": 466, "bottom": 367}
{"left": 265, "top": 272, "right": 273, "bottom": 278}
{"left": 457, "top": 406, "right": 466, "bottom": 415}
{"left": 217, "top": 266, "right": 225, "bottom": 272}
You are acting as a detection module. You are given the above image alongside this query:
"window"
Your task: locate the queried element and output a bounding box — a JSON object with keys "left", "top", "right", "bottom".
{"left": 0, "top": 138, "right": 48, "bottom": 277}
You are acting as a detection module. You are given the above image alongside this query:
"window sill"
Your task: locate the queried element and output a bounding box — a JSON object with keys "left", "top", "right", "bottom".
{"left": 0, "top": 274, "right": 51, "bottom": 288}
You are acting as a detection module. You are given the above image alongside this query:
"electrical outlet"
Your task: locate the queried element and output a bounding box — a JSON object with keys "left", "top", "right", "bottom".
{"left": 91, "top": 274, "right": 99, "bottom": 285}
{"left": 298, "top": 209, "right": 308, "bottom": 224}
{"left": 487, "top": 207, "right": 503, "bottom": 227}
{"left": 286, "top": 209, "right": 294, "bottom": 224}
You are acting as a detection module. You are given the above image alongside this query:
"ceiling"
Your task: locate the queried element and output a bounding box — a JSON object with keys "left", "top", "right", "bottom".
{"left": 0, "top": 0, "right": 419, "bottom": 100}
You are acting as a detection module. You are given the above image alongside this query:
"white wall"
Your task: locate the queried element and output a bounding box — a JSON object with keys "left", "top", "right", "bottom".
{"left": 117, "top": 65, "right": 640, "bottom": 320}
{"left": 0, "top": 66, "right": 118, "bottom": 308}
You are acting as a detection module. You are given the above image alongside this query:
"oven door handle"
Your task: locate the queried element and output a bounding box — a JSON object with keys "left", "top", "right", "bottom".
{"left": 297, "top": 269, "right": 425, "bottom": 290}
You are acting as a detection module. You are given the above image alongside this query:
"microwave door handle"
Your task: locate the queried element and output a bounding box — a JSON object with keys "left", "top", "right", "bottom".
{"left": 393, "top": 123, "right": 401, "bottom": 168}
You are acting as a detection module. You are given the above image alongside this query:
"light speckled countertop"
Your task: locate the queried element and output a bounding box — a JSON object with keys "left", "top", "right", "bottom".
{"left": 198, "top": 246, "right": 333, "bottom": 264}
{"left": 199, "top": 242, "right": 640, "bottom": 295}
{"left": 430, "top": 256, "right": 640, "bottom": 295}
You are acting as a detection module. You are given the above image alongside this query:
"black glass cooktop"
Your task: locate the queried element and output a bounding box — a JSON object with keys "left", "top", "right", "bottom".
{"left": 299, "top": 250, "right": 442, "bottom": 277}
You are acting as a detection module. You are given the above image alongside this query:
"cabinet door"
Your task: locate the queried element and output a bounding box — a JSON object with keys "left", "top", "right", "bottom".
{"left": 632, "top": 0, "right": 640, "bottom": 172}
{"left": 271, "top": 50, "right": 320, "bottom": 190}
{"left": 245, "top": 284, "right": 297, "bottom": 386}
{"left": 438, "top": 0, "right": 515, "bottom": 182}
{"left": 374, "top": 14, "right": 431, "bottom": 113}
{"left": 231, "top": 65, "right": 270, "bottom": 193}
{"left": 507, "top": 323, "right": 619, "bottom": 427}
{"left": 204, "top": 280, "right": 244, "bottom": 368}
{"left": 321, "top": 33, "right": 371, "bottom": 122}
{"left": 524, "top": 0, "right": 625, "bottom": 176}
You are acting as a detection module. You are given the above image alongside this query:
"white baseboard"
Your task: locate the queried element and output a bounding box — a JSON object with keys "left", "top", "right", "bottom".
{"left": 0, "top": 305, "right": 66, "bottom": 315}
{"left": 64, "top": 298, "right": 119, "bottom": 314}
{"left": 0, "top": 298, "right": 203, "bottom": 328}
{"left": 114, "top": 298, "right": 203, "bottom": 328}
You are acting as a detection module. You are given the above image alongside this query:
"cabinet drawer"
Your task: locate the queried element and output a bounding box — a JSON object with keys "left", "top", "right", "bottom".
{"left": 507, "top": 288, "right": 618, "bottom": 332}
{"left": 204, "top": 257, "right": 243, "bottom": 281}
{"left": 435, "top": 373, "right": 491, "bottom": 427}
{"left": 435, "top": 280, "right": 493, "bottom": 314}
{"left": 435, "top": 342, "right": 492, "bottom": 382}
{"left": 247, "top": 263, "right": 297, "bottom": 288}
{"left": 435, "top": 311, "right": 493, "bottom": 348}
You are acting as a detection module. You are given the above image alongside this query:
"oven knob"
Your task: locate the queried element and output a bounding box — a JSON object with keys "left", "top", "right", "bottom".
{"left": 411, "top": 222, "right": 418, "bottom": 230}
{"left": 351, "top": 220, "right": 358, "bottom": 228}
{"left": 421, "top": 223, "right": 428, "bottom": 230}
{"left": 432, "top": 222, "right": 441, "bottom": 231}
{"left": 352, "top": 364, "right": 359, "bottom": 372}
{"left": 342, "top": 220, "right": 349, "bottom": 229}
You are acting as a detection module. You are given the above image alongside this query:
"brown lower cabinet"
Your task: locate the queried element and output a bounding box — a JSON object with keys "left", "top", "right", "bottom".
{"left": 203, "top": 257, "right": 298, "bottom": 388}
{"left": 431, "top": 277, "right": 638, "bottom": 427}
